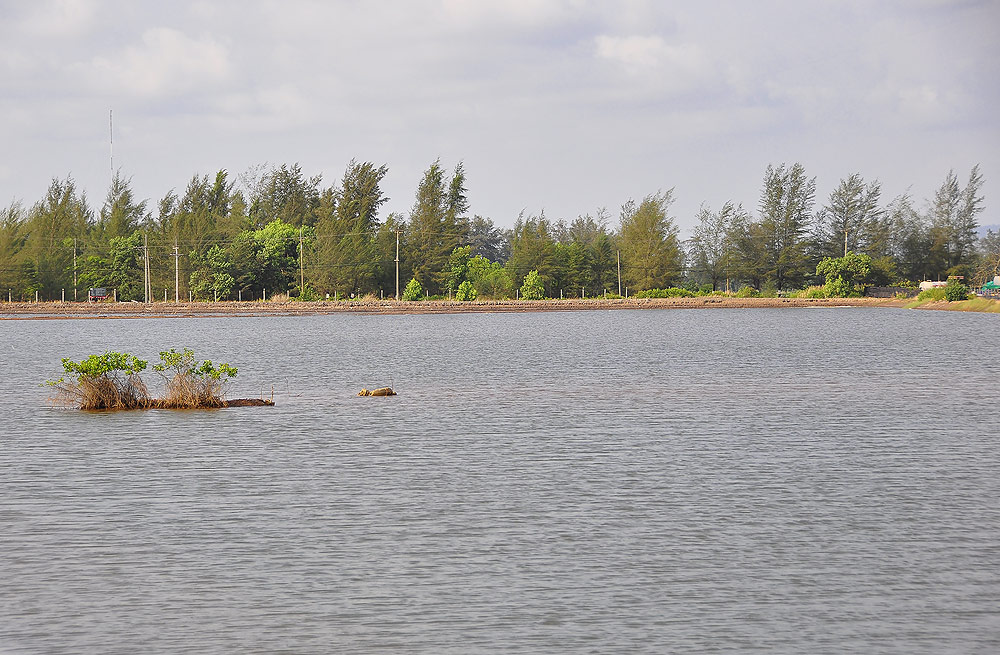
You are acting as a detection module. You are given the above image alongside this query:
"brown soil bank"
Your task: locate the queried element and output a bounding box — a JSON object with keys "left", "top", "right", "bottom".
{"left": 2, "top": 296, "right": 909, "bottom": 318}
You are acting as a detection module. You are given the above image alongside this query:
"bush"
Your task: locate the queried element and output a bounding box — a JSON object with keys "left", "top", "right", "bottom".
{"left": 520, "top": 270, "right": 545, "bottom": 300}
{"left": 294, "top": 284, "right": 320, "bottom": 302}
{"left": 455, "top": 280, "right": 477, "bottom": 301}
{"left": 823, "top": 276, "right": 855, "bottom": 298}
{"left": 816, "top": 252, "right": 873, "bottom": 296}
{"left": 153, "top": 348, "right": 237, "bottom": 408}
{"left": 944, "top": 280, "right": 970, "bottom": 302}
{"left": 401, "top": 278, "right": 423, "bottom": 301}
{"left": 48, "top": 352, "right": 151, "bottom": 410}
{"left": 916, "top": 286, "right": 947, "bottom": 301}
{"left": 735, "top": 286, "right": 757, "bottom": 298}
{"left": 803, "top": 285, "right": 827, "bottom": 299}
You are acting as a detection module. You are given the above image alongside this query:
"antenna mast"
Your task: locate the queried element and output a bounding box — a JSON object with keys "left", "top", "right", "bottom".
{"left": 109, "top": 109, "right": 114, "bottom": 176}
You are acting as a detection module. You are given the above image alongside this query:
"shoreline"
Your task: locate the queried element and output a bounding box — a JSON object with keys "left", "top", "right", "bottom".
{"left": 0, "top": 296, "right": 913, "bottom": 319}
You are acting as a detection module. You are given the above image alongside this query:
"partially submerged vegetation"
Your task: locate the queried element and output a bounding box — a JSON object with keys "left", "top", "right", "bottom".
{"left": 48, "top": 352, "right": 151, "bottom": 410}
{"left": 48, "top": 348, "right": 271, "bottom": 410}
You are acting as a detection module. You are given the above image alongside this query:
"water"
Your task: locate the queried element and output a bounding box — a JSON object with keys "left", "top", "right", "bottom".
{"left": 1, "top": 308, "right": 998, "bottom": 653}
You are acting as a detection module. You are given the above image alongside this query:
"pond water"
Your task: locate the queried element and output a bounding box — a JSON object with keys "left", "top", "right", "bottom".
{"left": 1, "top": 308, "right": 998, "bottom": 654}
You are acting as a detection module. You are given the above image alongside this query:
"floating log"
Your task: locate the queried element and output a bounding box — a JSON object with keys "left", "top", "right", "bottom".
{"left": 221, "top": 398, "right": 275, "bottom": 407}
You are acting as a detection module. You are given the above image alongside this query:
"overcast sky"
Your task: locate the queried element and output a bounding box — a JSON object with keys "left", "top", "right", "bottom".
{"left": 1, "top": 0, "right": 997, "bottom": 235}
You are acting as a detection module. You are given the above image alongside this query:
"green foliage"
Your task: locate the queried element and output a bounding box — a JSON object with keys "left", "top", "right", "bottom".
{"left": 406, "top": 160, "right": 469, "bottom": 295}
{"left": 633, "top": 287, "right": 696, "bottom": 298}
{"left": 823, "top": 276, "right": 854, "bottom": 298}
{"left": 455, "top": 280, "right": 477, "bottom": 301}
{"left": 294, "top": 283, "right": 320, "bottom": 301}
{"left": 402, "top": 277, "right": 423, "bottom": 301}
{"left": 619, "top": 191, "right": 682, "bottom": 290}
{"left": 803, "top": 285, "right": 827, "bottom": 299}
{"left": 468, "top": 255, "right": 511, "bottom": 298}
{"left": 153, "top": 348, "right": 237, "bottom": 380}
{"left": 59, "top": 351, "right": 148, "bottom": 379}
{"left": 448, "top": 245, "right": 474, "bottom": 292}
{"left": 519, "top": 270, "right": 545, "bottom": 300}
{"left": 944, "top": 279, "right": 970, "bottom": 302}
{"left": 916, "top": 286, "right": 947, "bottom": 301}
{"left": 816, "top": 251, "right": 873, "bottom": 297}
{"left": 49, "top": 351, "right": 151, "bottom": 410}
{"left": 152, "top": 348, "right": 237, "bottom": 408}
{"left": 735, "top": 285, "right": 758, "bottom": 298}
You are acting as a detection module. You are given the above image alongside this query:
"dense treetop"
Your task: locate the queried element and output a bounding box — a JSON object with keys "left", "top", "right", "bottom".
{"left": 0, "top": 160, "right": 994, "bottom": 302}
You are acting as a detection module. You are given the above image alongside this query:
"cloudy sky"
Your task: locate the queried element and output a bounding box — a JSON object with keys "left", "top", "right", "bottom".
{"left": 1, "top": 0, "right": 996, "bottom": 235}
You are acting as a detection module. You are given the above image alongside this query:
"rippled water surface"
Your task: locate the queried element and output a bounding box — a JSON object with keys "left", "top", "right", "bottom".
{"left": 1, "top": 308, "right": 998, "bottom": 654}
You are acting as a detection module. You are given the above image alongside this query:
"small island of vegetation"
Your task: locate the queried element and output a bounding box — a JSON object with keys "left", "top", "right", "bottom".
{"left": 48, "top": 348, "right": 273, "bottom": 410}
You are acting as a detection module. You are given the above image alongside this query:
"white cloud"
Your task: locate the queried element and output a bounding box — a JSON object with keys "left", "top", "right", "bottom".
{"left": 82, "top": 28, "right": 231, "bottom": 98}
{"left": 594, "top": 34, "right": 709, "bottom": 79}
{"left": 17, "top": 0, "right": 97, "bottom": 37}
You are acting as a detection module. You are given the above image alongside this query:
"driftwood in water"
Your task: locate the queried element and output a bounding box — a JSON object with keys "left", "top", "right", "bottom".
{"left": 358, "top": 387, "right": 396, "bottom": 396}
{"left": 221, "top": 398, "right": 275, "bottom": 407}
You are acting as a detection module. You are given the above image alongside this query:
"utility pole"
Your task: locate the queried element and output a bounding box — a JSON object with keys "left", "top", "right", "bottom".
{"left": 144, "top": 233, "right": 149, "bottom": 302}
{"left": 299, "top": 226, "right": 304, "bottom": 296}
{"left": 173, "top": 242, "right": 180, "bottom": 302}
{"left": 617, "top": 250, "right": 622, "bottom": 296}
{"left": 73, "top": 238, "right": 77, "bottom": 301}
{"left": 844, "top": 225, "right": 849, "bottom": 258}
{"left": 394, "top": 228, "right": 401, "bottom": 300}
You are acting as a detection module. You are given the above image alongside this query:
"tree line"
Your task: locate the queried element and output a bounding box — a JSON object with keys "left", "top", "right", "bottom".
{"left": 0, "top": 159, "right": 995, "bottom": 302}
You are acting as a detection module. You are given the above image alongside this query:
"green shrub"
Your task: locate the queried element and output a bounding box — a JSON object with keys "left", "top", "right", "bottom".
{"left": 48, "top": 351, "right": 151, "bottom": 410}
{"left": 944, "top": 280, "right": 970, "bottom": 302}
{"left": 294, "top": 284, "right": 320, "bottom": 301}
{"left": 735, "top": 286, "right": 757, "bottom": 298}
{"left": 455, "top": 280, "right": 477, "bottom": 301}
{"left": 153, "top": 348, "right": 237, "bottom": 408}
{"left": 803, "top": 285, "right": 827, "bottom": 299}
{"left": 823, "top": 276, "right": 855, "bottom": 298}
{"left": 520, "top": 270, "right": 545, "bottom": 300}
{"left": 916, "top": 286, "right": 947, "bottom": 301}
{"left": 401, "top": 278, "right": 423, "bottom": 301}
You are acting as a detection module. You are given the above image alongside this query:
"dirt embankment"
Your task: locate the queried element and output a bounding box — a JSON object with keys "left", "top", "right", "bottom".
{"left": 0, "top": 296, "right": 908, "bottom": 319}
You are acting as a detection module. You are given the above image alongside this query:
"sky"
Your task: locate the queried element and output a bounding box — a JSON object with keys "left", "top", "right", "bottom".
{"left": 1, "top": 0, "right": 997, "bottom": 236}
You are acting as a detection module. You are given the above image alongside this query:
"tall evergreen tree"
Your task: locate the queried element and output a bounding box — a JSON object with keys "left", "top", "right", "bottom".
{"left": 314, "top": 160, "right": 390, "bottom": 295}
{"left": 406, "top": 160, "right": 469, "bottom": 294}
{"left": 814, "top": 174, "right": 883, "bottom": 258}
{"left": 757, "top": 163, "right": 815, "bottom": 290}
{"left": 689, "top": 202, "right": 744, "bottom": 290}
{"left": 618, "top": 190, "right": 682, "bottom": 291}
{"left": 927, "top": 165, "right": 984, "bottom": 277}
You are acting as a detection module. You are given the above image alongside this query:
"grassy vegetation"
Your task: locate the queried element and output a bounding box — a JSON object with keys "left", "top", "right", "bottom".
{"left": 905, "top": 296, "right": 1000, "bottom": 312}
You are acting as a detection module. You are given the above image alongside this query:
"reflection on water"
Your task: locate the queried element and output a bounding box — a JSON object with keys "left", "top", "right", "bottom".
{"left": 1, "top": 308, "right": 998, "bottom": 654}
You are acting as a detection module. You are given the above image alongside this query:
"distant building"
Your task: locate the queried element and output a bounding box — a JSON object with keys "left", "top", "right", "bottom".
{"left": 919, "top": 281, "right": 948, "bottom": 291}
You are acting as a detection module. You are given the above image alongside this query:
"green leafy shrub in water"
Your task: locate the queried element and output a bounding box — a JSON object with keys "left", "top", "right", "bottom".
{"left": 455, "top": 280, "right": 478, "bottom": 301}
{"left": 944, "top": 280, "right": 970, "bottom": 302}
{"left": 48, "top": 352, "right": 151, "bottom": 410}
{"left": 519, "top": 270, "right": 545, "bottom": 300}
{"left": 49, "top": 349, "right": 241, "bottom": 410}
{"left": 401, "top": 278, "right": 423, "bottom": 301}
{"left": 153, "top": 348, "right": 237, "bottom": 408}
